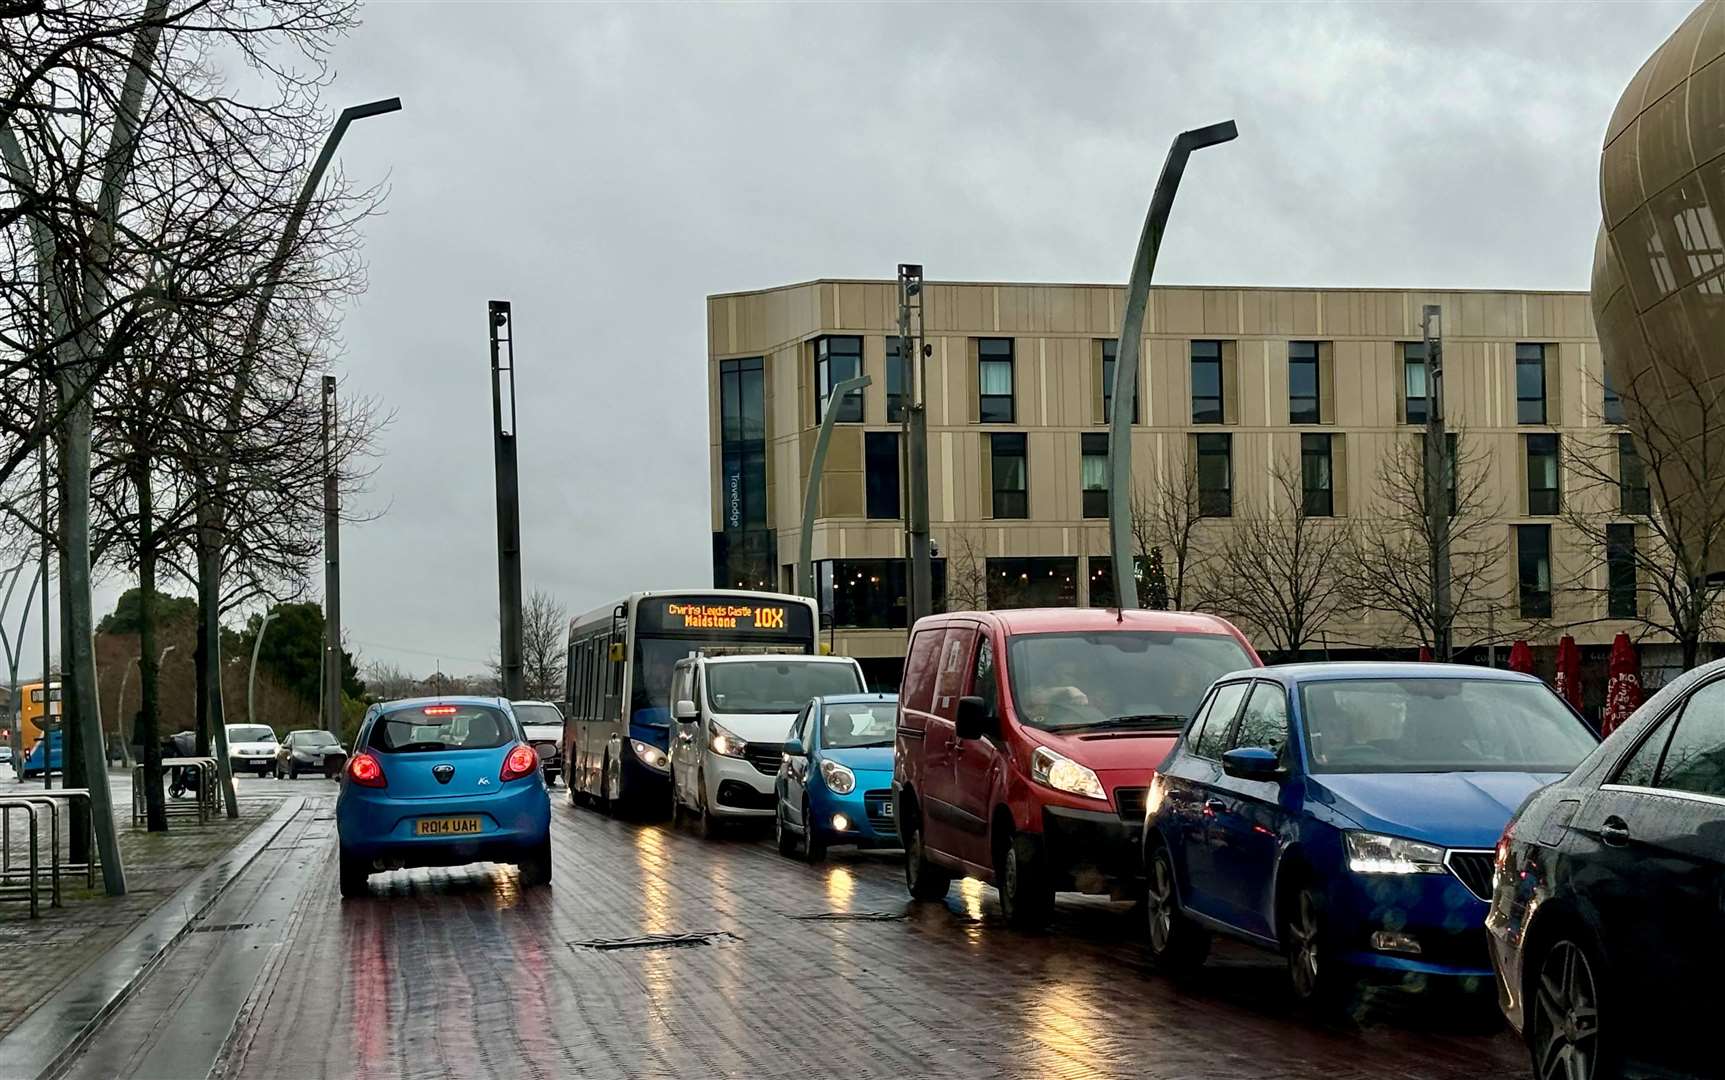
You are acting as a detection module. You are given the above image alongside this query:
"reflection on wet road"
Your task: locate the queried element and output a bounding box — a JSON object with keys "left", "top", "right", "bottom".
{"left": 215, "top": 796, "right": 1529, "bottom": 1080}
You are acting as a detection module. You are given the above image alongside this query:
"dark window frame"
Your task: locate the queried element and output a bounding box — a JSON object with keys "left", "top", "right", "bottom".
{"left": 1607, "top": 523, "right": 1637, "bottom": 619}
{"left": 1289, "top": 341, "right": 1320, "bottom": 425}
{"left": 978, "top": 338, "right": 1015, "bottom": 424}
{"left": 865, "top": 431, "right": 901, "bottom": 520}
{"left": 1619, "top": 433, "right": 1652, "bottom": 515}
{"left": 1518, "top": 524, "right": 1553, "bottom": 619}
{"left": 1196, "top": 433, "right": 1232, "bottom": 518}
{"left": 1403, "top": 342, "right": 1428, "bottom": 425}
{"left": 990, "top": 432, "right": 1028, "bottom": 519}
{"left": 1190, "top": 340, "right": 1223, "bottom": 425}
{"left": 1300, "top": 433, "right": 1334, "bottom": 517}
{"left": 1081, "top": 432, "right": 1109, "bottom": 519}
{"left": 1101, "top": 339, "right": 1139, "bottom": 425}
{"left": 1526, "top": 433, "right": 1561, "bottom": 516}
{"left": 886, "top": 336, "right": 908, "bottom": 424}
{"left": 814, "top": 335, "right": 865, "bottom": 424}
{"left": 1602, "top": 370, "right": 1626, "bottom": 425}
{"left": 1516, "top": 343, "right": 1548, "bottom": 425}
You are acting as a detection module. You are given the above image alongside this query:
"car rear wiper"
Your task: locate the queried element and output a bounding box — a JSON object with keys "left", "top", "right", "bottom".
{"left": 1067, "top": 713, "right": 1187, "bottom": 732}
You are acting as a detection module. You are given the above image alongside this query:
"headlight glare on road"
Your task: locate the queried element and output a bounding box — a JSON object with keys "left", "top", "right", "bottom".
{"left": 1029, "top": 746, "right": 1105, "bottom": 801}
{"left": 709, "top": 721, "right": 746, "bottom": 758}
{"left": 1344, "top": 830, "right": 1448, "bottom": 875}
{"left": 819, "top": 759, "right": 856, "bottom": 795}
{"left": 630, "top": 739, "right": 669, "bottom": 773}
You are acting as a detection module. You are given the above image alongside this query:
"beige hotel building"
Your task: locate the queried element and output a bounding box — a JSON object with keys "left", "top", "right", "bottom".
{"left": 707, "top": 279, "right": 1655, "bottom": 696}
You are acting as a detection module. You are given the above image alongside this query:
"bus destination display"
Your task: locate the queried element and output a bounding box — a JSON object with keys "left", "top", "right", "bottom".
{"left": 638, "top": 598, "right": 812, "bottom": 638}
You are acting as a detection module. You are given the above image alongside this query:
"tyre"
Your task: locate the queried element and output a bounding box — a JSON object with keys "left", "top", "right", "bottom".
{"left": 802, "top": 797, "right": 827, "bottom": 863}
{"left": 775, "top": 804, "right": 799, "bottom": 857}
{"left": 287, "top": 759, "right": 298, "bottom": 780}
{"left": 273, "top": 762, "right": 284, "bottom": 781}
{"left": 603, "top": 751, "right": 624, "bottom": 817}
{"left": 338, "top": 849, "right": 370, "bottom": 900}
{"left": 1280, "top": 876, "right": 1355, "bottom": 1014}
{"left": 518, "top": 836, "right": 553, "bottom": 888}
{"left": 697, "top": 771, "right": 723, "bottom": 840}
{"left": 670, "top": 777, "right": 686, "bottom": 828}
{"left": 902, "top": 805, "right": 952, "bottom": 901}
{"left": 998, "top": 831, "right": 1055, "bottom": 930}
{"left": 1525, "top": 933, "right": 1610, "bottom": 1080}
{"left": 1145, "top": 844, "right": 1210, "bottom": 972}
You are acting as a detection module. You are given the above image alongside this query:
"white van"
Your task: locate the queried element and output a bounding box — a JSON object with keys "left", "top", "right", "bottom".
{"left": 667, "top": 653, "right": 866, "bottom": 835}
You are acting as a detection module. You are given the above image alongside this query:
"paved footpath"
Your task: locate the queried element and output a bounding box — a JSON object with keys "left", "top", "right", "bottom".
{"left": 0, "top": 771, "right": 286, "bottom": 1041}
{"left": 114, "top": 789, "right": 1534, "bottom": 1080}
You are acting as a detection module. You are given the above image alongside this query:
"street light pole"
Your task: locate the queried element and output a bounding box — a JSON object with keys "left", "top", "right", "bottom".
{"left": 897, "top": 264, "right": 932, "bottom": 626}
{"left": 800, "top": 375, "right": 872, "bottom": 600}
{"left": 321, "top": 376, "right": 343, "bottom": 735}
{"left": 248, "top": 610, "right": 279, "bottom": 727}
{"left": 488, "top": 300, "right": 525, "bottom": 700}
{"left": 1108, "top": 120, "right": 1238, "bottom": 610}
{"left": 1421, "top": 304, "right": 1452, "bottom": 661}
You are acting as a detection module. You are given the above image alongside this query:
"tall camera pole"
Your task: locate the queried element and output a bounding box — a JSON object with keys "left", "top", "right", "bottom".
{"left": 898, "top": 264, "right": 932, "bottom": 624}
{"left": 1421, "top": 304, "right": 1452, "bottom": 661}
{"left": 489, "top": 301, "right": 525, "bottom": 700}
{"left": 1108, "top": 121, "right": 1238, "bottom": 609}
{"left": 321, "top": 375, "right": 343, "bottom": 734}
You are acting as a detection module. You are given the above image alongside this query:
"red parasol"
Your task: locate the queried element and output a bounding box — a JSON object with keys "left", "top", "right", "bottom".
{"left": 1418, "top": 645, "right": 1434, "bottom": 663}
{"left": 1507, "top": 639, "right": 1534, "bottom": 674}
{"left": 1555, "top": 635, "right": 1583, "bottom": 711}
{"left": 1601, "top": 633, "right": 1642, "bottom": 737}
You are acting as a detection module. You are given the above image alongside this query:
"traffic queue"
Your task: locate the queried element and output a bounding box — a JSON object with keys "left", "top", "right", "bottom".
{"left": 328, "top": 586, "right": 1719, "bottom": 1080}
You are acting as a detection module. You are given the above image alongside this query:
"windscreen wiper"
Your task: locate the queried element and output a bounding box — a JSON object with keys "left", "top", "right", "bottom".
{"left": 1068, "top": 713, "right": 1187, "bottom": 732}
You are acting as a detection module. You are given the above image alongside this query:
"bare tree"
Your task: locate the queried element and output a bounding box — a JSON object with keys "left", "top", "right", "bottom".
{"left": 1200, "top": 462, "right": 1353, "bottom": 660}
{"left": 941, "top": 529, "right": 988, "bottom": 611}
{"left": 1562, "top": 365, "right": 1725, "bottom": 668}
{"left": 521, "top": 589, "right": 567, "bottom": 701}
{"left": 1130, "top": 457, "right": 1208, "bottom": 610}
{"left": 1343, "top": 431, "right": 1506, "bottom": 651}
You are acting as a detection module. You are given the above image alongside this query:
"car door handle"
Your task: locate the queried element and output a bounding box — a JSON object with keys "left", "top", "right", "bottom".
{"left": 1204, "top": 799, "right": 1227, "bottom": 816}
{"left": 1600, "top": 816, "right": 1630, "bottom": 848}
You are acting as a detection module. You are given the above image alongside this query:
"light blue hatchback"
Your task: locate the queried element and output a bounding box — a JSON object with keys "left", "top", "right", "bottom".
{"left": 336, "top": 697, "right": 552, "bottom": 897}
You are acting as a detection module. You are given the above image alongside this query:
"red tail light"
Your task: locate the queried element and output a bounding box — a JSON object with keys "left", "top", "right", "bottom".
{"left": 500, "top": 743, "right": 538, "bottom": 782}
{"left": 348, "top": 751, "right": 386, "bottom": 788}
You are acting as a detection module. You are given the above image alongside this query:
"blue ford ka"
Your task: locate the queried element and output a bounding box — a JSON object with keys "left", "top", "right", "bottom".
{"left": 1141, "top": 663, "right": 1598, "bottom": 1009}
{"left": 337, "top": 697, "right": 552, "bottom": 898}
{"left": 775, "top": 693, "right": 899, "bottom": 862}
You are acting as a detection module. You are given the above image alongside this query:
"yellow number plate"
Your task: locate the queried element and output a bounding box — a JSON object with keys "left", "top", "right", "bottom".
{"left": 415, "top": 816, "right": 483, "bottom": 837}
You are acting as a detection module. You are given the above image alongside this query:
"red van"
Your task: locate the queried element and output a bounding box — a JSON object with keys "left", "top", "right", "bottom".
{"left": 893, "top": 607, "right": 1259, "bottom": 928}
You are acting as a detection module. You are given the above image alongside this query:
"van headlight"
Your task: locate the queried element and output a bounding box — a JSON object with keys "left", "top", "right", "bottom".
{"left": 819, "top": 759, "right": 856, "bottom": 795}
{"left": 1029, "top": 746, "right": 1105, "bottom": 801}
{"left": 1344, "top": 831, "right": 1448, "bottom": 875}
{"left": 709, "top": 721, "right": 746, "bottom": 759}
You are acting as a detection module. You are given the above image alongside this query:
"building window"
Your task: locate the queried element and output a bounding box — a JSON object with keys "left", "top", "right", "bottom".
{"left": 1607, "top": 524, "right": 1637, "bottom": 619}
{"left": 1602, "top": 369, "right": 1626, "bottom": 425}
{"left": 715, "top": 356, "right": 772, "bottom": 588}
{"left": 991, "top": 432, "right": 1027, "bottom": 519}
{"left": 886, "top": 336, "right": 908, "bottom": 423}
{"left": 1196, "top": 433, "right": 1232, "bottom": 517}
{"left": 1527, "top": 434, "right": 1560, "bottom": 516}
{"left": 818, "top": 559, "right": 910, "bottom": 629}
{"left": 1101, "top": 339, "right": 1138, "bottom": 424}
{"left": 1619, "top": 433, "right": 1651, "bottom": 515}
{"left": 1517, "top": 524, "right": 1552, "bottom": 619}
{"left": 978, "top": 338, "right": 1014, "bottom": 423}
{"left": 1081, "top": 433, "right": 1109, "bottom": 519}
{"left": 1300, "top": 434, "right": 1333, "bottom": 517}
{"left": 1403, "top": 342, "right": 1428, "bottom": 425}
{"left": 986, "top": 557, "right": 1077, "bottom": 609}
{"left": 815, "top": 335, "right": 864, "bottom": 424}
{"left": 1289, "top": 341, "right": 1320, "bottom": 425}
{"left": 1516, "top": 344, "right": 1548, "bottom": 425}
{"left": 865, "top": 431, "right": 901, "bottom": 520}
{"left": 1419, "top": 431, "right": 1460, "bottom": 517}
{"left": 1191, "top": 341, "right": 1223, "bottom": 424}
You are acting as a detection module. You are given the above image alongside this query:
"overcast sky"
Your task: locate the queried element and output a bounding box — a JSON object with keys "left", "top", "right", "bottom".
{"left": 30, "top": 0, "right": 1698, "bottom": 682}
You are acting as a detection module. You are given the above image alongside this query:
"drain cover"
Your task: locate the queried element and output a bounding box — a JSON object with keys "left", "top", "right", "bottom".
{"left": 569, "top": 931, "right": 736, "bottom": 952}
{"left": 191, "top": 922, "right": 254, "bottom": 934}
{"left": 787, "top": 912, "right": 907, "bottom": 922}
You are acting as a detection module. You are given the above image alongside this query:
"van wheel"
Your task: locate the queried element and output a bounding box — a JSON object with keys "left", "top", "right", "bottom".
{"left": 1145, "top": 844, "right": 1209, "bottom": 972}
{"left": 902, "top": 809, "right": 951, "bottom": 901}
{"left": 338, "top": 849, "right": 370, "bottom": 900}
{"left": 998, "top": 832, "right": 1054, "bottom": 930}
{"left": 697, "top": 768, "right": 723, "bottom": 839}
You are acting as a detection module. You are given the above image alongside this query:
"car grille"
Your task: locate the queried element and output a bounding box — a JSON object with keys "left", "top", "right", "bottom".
{"left": 863, "top": 789, "right": 897, "bottom": 838}
{"left": 743, "top": 742, "right": 785, "bottom": 776}
{"left": 1114, "top": 787, "right": 1148, "bottom": 823}
{"left": 1446, "top": 850, "right": 1496, "bottom": 902}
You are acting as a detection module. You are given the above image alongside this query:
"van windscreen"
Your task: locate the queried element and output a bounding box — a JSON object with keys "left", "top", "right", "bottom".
{"left": 706, "top": 662, "right": 864, "bottom": 714}
{"left": 1006, "top": 631, "right": 1253, "bottom": 732}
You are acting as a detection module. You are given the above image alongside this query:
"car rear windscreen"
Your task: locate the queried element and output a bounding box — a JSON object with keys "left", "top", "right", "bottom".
{"left": 370, "top": 705, "right": 513, "bottom": 753}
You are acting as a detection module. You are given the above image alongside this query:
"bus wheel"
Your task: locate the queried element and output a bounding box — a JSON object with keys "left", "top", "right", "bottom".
{"left": 604, "top": 751, "right": 625, "bottom": 817}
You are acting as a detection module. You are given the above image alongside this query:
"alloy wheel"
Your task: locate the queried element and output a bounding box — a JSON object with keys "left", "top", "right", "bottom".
{"left": 1147, "top": 857, "right": 1175, "bottom": 953}
{"left": 1533, "top": 941, "right": 1599, "bottom": 1080}
{"left": 1287, "top": 890, "right": 1321, "bottom": 1000}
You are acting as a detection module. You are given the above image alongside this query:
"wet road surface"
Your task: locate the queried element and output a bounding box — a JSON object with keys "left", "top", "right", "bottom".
{"left": 82, "top": 783, "right": 1533, "bottom": 1079}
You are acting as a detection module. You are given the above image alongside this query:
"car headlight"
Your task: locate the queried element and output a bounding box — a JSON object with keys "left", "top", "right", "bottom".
{"left": 709, "top": 721, "right": 746, "bottom": 758}
{"left": 630, "top": 738, "right": 669, "bottom": 773}
{"left": 819, "top": 759, "right": 856, "bottom": 795}
{"left": 1344, "top": 830, "right": 1448, "bottom": 875}
{"left": 1029, "top": 746, "right": 1106, "bottom": 801}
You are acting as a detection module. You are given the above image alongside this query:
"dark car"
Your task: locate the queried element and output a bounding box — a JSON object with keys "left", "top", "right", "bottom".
{"left": 1488, "top": 658, "right": 1725, "bottom": 1079}
{"left": 275, "top": 729, "right": 346, "bottom": 779}
{"left": 512, "top": 700, "right": 565, "bottom": 785}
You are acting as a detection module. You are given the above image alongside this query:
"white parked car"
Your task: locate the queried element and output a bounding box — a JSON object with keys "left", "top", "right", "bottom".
{"left": 667, "top": 653, "right": 866, "bottom": 836}
{"left": 225, "top": 724, "right": 280, "bottom": 775}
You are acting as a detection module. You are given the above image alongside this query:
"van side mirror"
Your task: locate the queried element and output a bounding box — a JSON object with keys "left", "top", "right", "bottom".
{"left": 955, "top": 696, "right": 990, "bottom": 741}
{"left": 674, "top": 699, "right": 697, "bottom": 721}
{"left": 1222, "top": 746, "right": 1285, "bottom": 781}
{"left": 783, "top": 737, "right": 805, "bottom": 758}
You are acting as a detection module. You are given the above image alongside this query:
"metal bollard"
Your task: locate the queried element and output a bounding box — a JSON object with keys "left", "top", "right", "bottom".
{"left": 0, "top": 800, "right": 42, "bottom": 918}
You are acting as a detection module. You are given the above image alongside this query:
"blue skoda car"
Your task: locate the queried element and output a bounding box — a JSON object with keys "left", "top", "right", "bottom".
{"left": 337, "top": 697, "right": 552, "bottom": 898}
{"left": 775, "top": 693, "right": 899, "bottom": 862}
{"left": 1142, "top": 664, "right": 1598, "bottom": 1008}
